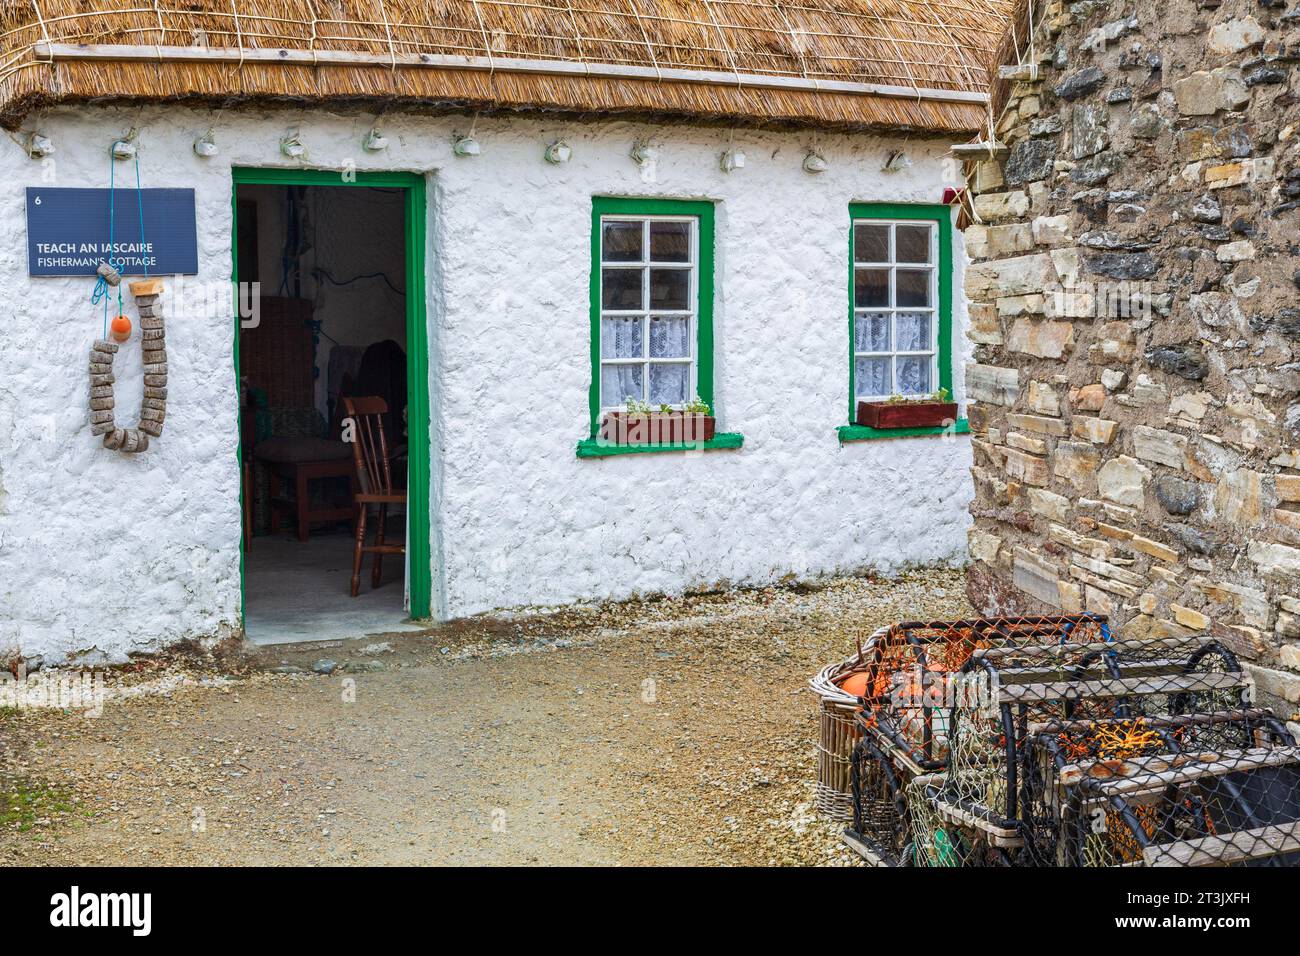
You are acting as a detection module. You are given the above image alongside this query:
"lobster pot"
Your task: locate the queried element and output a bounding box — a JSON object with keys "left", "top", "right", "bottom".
{"left": 816, "top": 696, "right": 861, "bottom": 819}
{"left": 845, "top": 733, "right": 915, "bottom": 865}
{"left": 837, "top": 614, "right": 1114, "bottom": 865}
{"left": 808, "top": 629, "right": 888, "bottom": 821}
{"left": 867, "top": 613, "right": 1112, "bottom": 772}
{"left": 811, "top": 616, "right": 1107, "bottom": 823}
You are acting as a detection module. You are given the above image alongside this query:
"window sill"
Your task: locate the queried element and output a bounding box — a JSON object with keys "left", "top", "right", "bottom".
{"left": 837, "top": 419, "right": 969, "bottom": 443}
{"left": 575, "top": 432, "right": 745, "bottom": 458}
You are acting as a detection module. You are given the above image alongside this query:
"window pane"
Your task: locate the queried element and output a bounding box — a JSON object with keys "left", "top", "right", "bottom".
{"left": 895, "top": 311, "right": 932, "bottom": 352}
{"left": 897, "top": 356, "right": 933, "bottom": 396}
{"left": 854, "top": 268, "right": 889, "bottom": 308}
{"left": 895, "top": 225, "right": 932, "bottom": 264}
{"left": 896, "top": 269, "right": 932, "bottom": 308}
{"left": 854, "top": 223, "right": 890, "bottom": 263}
{"left": 602, "top": 268, "right": 643, "bottom": 310}
{"left": 649, "top": 316, "right": 689, "bottom": 358}
{"left": 601, "top": 364, "right": 644, "bottom": 407}
{"left": 855, "top": 312, "right": 890, "bottom": 353}
{"left": 602, "top": 221, "right": 642, "bottom": 262}
{"left": 855, "top": 357, "right": 890, "bottom": 397}
{"left": 649, "top": 269, "right": 690, "bottom": 310}
{"left": 648, "top": 363, "right": 689, "bottom": 405}
{"left": 649, "top": 221, "right": 690, "bottom": 262}
{"left": 601, "top": 316, "right": 643, "bottom": 359}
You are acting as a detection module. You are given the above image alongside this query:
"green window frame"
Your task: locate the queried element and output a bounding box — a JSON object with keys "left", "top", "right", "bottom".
{"left": 578, "top": 196, "right": 743, "bottom": 458}
{"left": 839, "top": 202, "right": 968, "bottom": 442}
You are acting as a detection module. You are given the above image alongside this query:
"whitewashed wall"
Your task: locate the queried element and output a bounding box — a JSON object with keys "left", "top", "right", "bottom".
{"left": 0, "top": 104, "right": 974, "bottom": 663}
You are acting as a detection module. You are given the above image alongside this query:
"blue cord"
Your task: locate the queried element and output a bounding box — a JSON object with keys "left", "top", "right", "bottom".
{"left": 90, "top": 150, "right": 125, "bottom": 338}
{"left": 135, "top": 153, "right": 148, "bottom": 279}
{"left": 91, "top": 149, "right": 150, "bottom": 338}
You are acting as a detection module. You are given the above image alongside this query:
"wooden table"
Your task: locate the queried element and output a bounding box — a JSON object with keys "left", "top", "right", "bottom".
{"left": 267, "top": 457, "right": 358, "bottom": 542}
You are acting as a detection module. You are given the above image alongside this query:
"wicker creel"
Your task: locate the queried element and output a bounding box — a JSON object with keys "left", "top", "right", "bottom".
{"left": 808, "top": 627, "right": 888, "bottom": 820}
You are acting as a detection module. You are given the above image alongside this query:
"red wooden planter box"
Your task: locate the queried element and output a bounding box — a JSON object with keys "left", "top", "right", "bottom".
{"left": 857, "top": 400, "right": 957, "bottom": 430}
{"left": 601, "top": 412, "right": 716, "bottom": 445}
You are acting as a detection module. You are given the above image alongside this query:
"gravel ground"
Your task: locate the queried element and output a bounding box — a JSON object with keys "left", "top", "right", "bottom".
{"left": 0, "top": 568, "right": 972, "bottom": 866}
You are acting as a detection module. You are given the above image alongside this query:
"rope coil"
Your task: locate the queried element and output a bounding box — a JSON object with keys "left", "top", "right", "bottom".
{"left": 89, "top": 148, "right": 162, "bottom": 454}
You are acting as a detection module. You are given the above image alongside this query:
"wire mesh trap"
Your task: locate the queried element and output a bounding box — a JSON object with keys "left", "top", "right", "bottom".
{"left": 906, "top": 776, "right": 1022, "bottom": 866}
{"left": 1036, "top": 710, "right": 1300, "bottom": 867}
{"left": 867, "top": 614, "right": 1112, "bottom": 774}
{"left": 846, "top": 735, "right": 911, "bottom": 865}
{"left": 828, "top": 614, "right": 1111, "bottom": 862}
{"left": 917, "top": 632, "right": 1300, "bottom": 867}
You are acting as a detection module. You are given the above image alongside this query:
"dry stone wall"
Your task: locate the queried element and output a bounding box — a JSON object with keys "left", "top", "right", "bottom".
{"left": 963, "top": 0, "right": 1300, "bottom": 721}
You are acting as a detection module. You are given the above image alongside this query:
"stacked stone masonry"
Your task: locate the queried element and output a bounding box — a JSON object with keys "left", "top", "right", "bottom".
{"left": 963, "top": 0, "right": 1300, "bottom": 727}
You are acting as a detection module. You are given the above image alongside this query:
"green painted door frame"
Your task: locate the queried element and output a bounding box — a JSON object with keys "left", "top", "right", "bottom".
{"left": 231, "top": 167, "right": 432, "bottom": 620}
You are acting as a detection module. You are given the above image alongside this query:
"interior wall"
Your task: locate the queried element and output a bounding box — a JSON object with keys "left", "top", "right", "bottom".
{"left": 240, "top": 183, "right": 406, "bottom": 423}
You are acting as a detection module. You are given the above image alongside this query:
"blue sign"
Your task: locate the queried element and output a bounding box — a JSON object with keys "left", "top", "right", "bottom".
{"left": 26, "top": 187, "right": 199, "bottom": 277}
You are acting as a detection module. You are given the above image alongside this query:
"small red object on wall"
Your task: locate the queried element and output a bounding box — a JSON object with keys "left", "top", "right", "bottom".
{"left": 942, "top": 186, "right": 965, "bottom": 206}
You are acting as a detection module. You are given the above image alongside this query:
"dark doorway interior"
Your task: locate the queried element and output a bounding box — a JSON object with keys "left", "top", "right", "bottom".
{"left": 237, "top": 183, "right": 416, "bottom": 644}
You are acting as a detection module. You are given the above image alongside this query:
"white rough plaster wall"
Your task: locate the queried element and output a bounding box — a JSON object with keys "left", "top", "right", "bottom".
{"left": 0, "top": 104, "right": 973, "bottom": 662}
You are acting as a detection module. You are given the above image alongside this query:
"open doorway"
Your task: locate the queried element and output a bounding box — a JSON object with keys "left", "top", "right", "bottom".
{"left": 234, "top": 171, "right": 429, "bottom": 644}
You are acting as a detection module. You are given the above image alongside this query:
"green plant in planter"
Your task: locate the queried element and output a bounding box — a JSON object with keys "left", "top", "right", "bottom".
{"left": 619, "top": 395, "right": 712, "bottom": 415}
{"left": 884, "top": 386, "right": 950, "bottom": 404}
{"left": 683, "top": 395, "right": 712, "bottom": 415}
{"left": 623, "top": 397, "right": 654, "bottom": 414}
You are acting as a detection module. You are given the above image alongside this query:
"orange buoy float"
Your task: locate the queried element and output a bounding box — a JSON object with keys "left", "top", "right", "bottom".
{"left": 110, "top": 314, "right": 132, "bottom": 343}
{"left": 837, "top": 671, "right": 871, "bottom": 699}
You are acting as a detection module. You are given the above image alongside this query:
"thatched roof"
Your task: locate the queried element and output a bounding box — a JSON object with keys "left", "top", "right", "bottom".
{"left": 1, "top": 0, "right": 1011, "bottom": 133}
{"left": 987, "top": 0, "right": 1033, "bottom": 119}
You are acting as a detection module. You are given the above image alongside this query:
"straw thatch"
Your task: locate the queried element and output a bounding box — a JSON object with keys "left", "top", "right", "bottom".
{"left": 1, "top": 0, "right": 1012, "bottom": 133}
{"left": 986, "top": 0, "right": 1034, "bottom": 120}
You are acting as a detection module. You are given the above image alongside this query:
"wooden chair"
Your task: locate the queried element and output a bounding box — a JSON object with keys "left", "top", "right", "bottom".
{"left": 342, "top": 396, "right": 407, "bottom": 597}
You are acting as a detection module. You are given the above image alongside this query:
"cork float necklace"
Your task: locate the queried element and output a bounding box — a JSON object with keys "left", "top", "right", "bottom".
{"left": 88, "top": 277, "right": 167, "bottom": 453}
{"left": 89, "top": 148, "right": 165, "bottom": 453}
